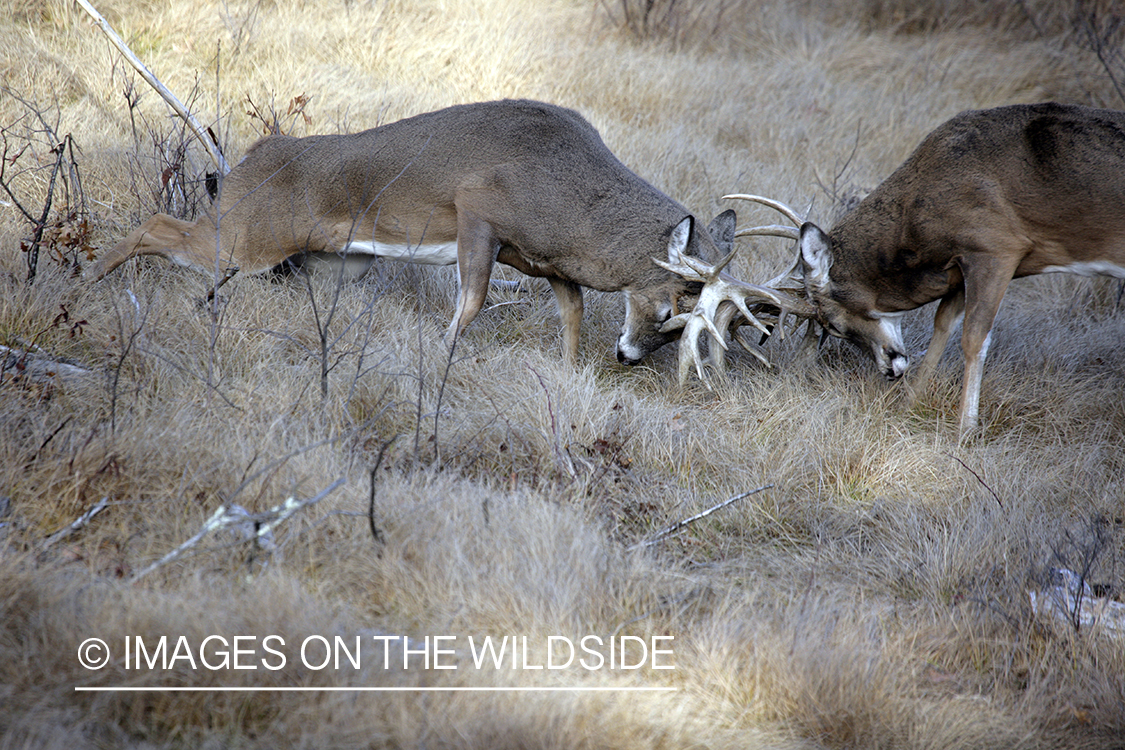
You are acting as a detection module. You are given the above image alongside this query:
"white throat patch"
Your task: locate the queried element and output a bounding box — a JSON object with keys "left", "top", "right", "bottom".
{"left": 871, "top": 311, "right": 907, "bottom": 350}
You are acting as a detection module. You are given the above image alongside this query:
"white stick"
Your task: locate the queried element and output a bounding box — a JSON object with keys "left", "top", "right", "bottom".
{"left": 633, "top": 484, "right": 774, "bottom": 548}
{"left": 129, "top": 478, "right": 345, "bottom": 582}
{"left": 42, "top": 497, "right": 109, "bottom": 548}
{"left": 75, "top": 0, "right": 230, "bottom": 175}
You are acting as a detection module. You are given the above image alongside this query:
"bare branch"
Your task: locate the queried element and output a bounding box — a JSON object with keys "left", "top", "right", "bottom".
{"left": 42, "top": 497, "right": 109, "bottom": 549}
{"left": 633, "top": 484, "right": 774, "bottom": 548}
{"left": 130, "top": 478, "right": 344, "bottom": 582}
{"left": 75, "top": 0, "right": 230, "bottom": 175}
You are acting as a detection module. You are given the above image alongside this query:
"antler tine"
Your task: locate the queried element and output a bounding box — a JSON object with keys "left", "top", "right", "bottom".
{"left": 709, "top": 247, "right": 740, "bottom": 276}
{"left": 653, "top": 245, "right": 742, "bottom": 288}
{"left": 655, "top": 192, "right": 825, "bottom": 385}
{"left": 658, "top": 245, "right": 796, "bottom": 384}
{"left": 735, "top": 224, "right": 800, "bottom": 240}
{"left": 722, "top": 193, "right": 806, "bottom": 227}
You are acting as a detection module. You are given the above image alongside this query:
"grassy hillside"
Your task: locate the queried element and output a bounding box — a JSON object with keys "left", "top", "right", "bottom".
{"left": 2, "top": 1, "right": 1124, "bottom": 748}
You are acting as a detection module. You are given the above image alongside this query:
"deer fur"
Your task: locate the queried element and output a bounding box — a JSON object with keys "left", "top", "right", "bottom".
{"left": 89, "top": 99, "right": 734, "bottom": 364}
{"left": 740, "top": 102, "right": 1125, "bottom": 434}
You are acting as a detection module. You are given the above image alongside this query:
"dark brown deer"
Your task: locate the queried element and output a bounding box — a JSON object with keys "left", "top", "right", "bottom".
{"left": 727, "top": 102, "right": 1125, "bottom": 434}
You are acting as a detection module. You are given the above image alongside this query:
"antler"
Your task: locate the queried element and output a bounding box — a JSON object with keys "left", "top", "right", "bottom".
{"left": 723, "top": 193, "right": 805, "bottom": 290}
{"left": 724, "top": 193, "right": 825, "bottom": 350}
{"left": 654, "top": 243, "right": 815, "bottom": 386}
{"left": 656, "top": 194, "right": 825, "bottom": 386}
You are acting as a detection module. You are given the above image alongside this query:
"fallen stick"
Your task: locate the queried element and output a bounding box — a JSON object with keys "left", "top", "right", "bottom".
{"left": 634, "top": 484, "right": 774, "bottom": 548}
{"left": 42, "top": 496, "right": 109, "bottom": 548}
{"left": 130, "top": 478, "right": 344, "bottom": 582}
{"left": 75, "top": 0, "right": 230, "bottom": 175}
{"left": 1, "top": 344, "right": 94, "bottom": 382}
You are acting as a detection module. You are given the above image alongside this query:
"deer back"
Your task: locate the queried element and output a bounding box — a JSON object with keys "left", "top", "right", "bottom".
{"left": 827, "top": 102, "right": 1125, "bottom": 313}
{"left": 209, "top": 99, "right": 700, "bottom": 286}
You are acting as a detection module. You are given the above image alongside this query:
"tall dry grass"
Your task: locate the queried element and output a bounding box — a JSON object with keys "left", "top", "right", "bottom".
{"left": 2, "top": 0, "right": 1124, "bottom": 748}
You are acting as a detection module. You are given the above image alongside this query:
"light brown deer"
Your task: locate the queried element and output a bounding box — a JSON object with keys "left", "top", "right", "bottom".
{"left": 90, "top": 99, "right": 752, "bottom": 364}
{"left": 726, "top": 102, "right": 1125, "bottom": 435}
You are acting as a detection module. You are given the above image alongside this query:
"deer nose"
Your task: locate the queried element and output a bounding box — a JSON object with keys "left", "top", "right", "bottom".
{"left": 884, "top": 351, "right": 909, "bottom": 379}
{"left": 615, "top": 333, "right": 644, "bottom": 365}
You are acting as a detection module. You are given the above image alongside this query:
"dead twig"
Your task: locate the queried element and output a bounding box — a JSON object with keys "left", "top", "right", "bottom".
{"left": 130, "top": 478, "right": 345, "bottom": 582}
{"left": 368, "top": 437, "right": 397, "bottom": 546}
{"left": 947, "top": 453, "right": 1003, "bottom": 507}
{"left": 633, "top": 484, "right": 774, "bottom": 548}
{"left": 42, "top": 497, "right": 109, "bottom": 549}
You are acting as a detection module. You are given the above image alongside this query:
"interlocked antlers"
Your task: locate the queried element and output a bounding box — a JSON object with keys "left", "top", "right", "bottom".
{"left": 656, "top": 194, "right": 818, "bottom": 385}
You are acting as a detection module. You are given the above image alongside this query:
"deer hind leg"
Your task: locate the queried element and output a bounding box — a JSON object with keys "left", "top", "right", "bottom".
{"left": 955, "top": 251, "right": 1020, "bottom": 435}
{"left": 910, "top": 287, "right": 966, "bottom": 401}
{"left": 447, "top": 210, "right": 500, "bottom": 349}
{"left": 547, "top": 278, "right": 583, "bottom": 363}
{"left": 86, "top": 213, "right": 229, "bottom": 280}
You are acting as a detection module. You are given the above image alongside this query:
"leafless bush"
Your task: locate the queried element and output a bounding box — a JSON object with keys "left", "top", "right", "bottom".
{"left": 0, "top": 89, "right": 92, "bottom": 281}
{"left": 596, "top": 0, "right": 727, "bottom": 47}
{"left": 1047, "top": 514, "right": 1122, "bottom": 631}
{"left": 116, "top": 67, "right": 215, "bottom": 220}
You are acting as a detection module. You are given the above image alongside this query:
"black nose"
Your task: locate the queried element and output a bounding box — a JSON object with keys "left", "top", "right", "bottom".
{"left": 616, "top": 348, "right": 639, "bottom": 366}
{"left": 882, "top": 351, "right": 908, "bottom": 380}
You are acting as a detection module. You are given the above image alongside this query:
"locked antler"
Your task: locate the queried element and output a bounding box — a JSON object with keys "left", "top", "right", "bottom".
{"left": 655, "top": 228, "right": 816, "bottom": 385}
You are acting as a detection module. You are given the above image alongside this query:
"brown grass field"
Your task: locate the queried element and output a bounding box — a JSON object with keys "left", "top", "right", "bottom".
{"left": 2, "top": 1, "right": 1125, "bottom": 747}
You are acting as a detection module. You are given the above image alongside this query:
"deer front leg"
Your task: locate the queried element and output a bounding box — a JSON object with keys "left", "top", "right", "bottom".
{"left": 955, "top": 251, "right": 1019, "bottom": 436}
{"left": 910, "top": 287, "right": 965, "bottom": 400}
{"left": 547, "top": 278, "right": 583, "bottom": 363}
{"left": 447, "top": 210, "right": 500, "bottom": 348}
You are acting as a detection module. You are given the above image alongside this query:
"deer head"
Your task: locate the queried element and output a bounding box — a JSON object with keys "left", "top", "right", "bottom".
{"left": 615, "top": 211, "right": 738, "bottom": 365}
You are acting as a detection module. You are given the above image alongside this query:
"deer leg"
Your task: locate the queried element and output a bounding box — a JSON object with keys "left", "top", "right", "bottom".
{"left": 955, "top": 252, "right": 1019, "bottom": 435}
{"left": 547, "top": 278, "right": 583, "bottom": 363}
{"left": 86, "top": 214, "right": 227, "bottom": 280}
{"left": 910, "top": 287, "right": 966, "bottom": 399}
{"left": 448, "top": 210, "right": 500, "bottom": 348}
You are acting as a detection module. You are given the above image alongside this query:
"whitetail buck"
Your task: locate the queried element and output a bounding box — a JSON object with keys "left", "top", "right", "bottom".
{"left": 726, "top": 102, "right": 1125, "bottom": 434}
{"left": 89, "top": 99, "right": 746, "bottom": 364}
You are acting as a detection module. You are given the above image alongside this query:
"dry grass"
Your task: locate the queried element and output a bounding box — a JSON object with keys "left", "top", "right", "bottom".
{"left": 2, "top": 0, "right": 1125, "bottom": 748}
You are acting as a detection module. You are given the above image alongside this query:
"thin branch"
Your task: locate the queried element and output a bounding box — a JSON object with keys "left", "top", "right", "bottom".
{"left": 368, "top": 436, "right": 397, "bottom": 546}
{"left": 633, "top": 484, "right": 774, "bottom": 548}
{"left": 946, "top": 453, "right": 1002, "bottom": 507}
{"left": 130, "top": 478, "right": 344, "bottom": 582}
{"left": 42, "top": 497, "right": 109, "bottom": 548}
{"left": 527, "top": 363, "right": 576, "bottom": 479}
{"left": 75, "top": 0, "right": 230, "bottom": 174}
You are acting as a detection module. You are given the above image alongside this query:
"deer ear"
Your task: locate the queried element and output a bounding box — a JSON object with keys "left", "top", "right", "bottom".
{"left": 798, "top": 222, "right": 833, "bottom": 290}
{"left": 706, "top": 209, "right": 736, "bottom": 257}
{"left": 667, "top": 216, "right": 693, "bottom": 263}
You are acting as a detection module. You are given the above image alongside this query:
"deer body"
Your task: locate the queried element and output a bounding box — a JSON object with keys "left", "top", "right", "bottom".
{"left": 90, "top": 99, "right": 732, "bottom": 363}
{"left": 735, "top": 102, "right": 1125, "bottom": 434}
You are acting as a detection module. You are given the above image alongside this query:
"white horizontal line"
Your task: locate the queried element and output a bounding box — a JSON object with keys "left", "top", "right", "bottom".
{"left": 75, "top": 686, "right": 676, "bottom": 693}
